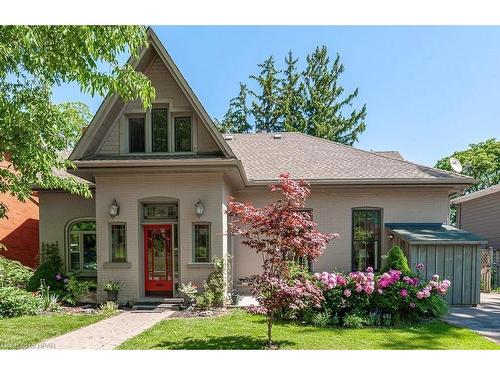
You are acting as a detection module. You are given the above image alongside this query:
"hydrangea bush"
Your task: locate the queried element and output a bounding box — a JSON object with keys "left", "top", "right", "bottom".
{"left": 308, "top": 263, "right": 451, "bottom": 326}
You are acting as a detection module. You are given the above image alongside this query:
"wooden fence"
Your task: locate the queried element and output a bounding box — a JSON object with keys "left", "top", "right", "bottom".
{"left": 481, "top": 247, "right": 500, "bottom": 292}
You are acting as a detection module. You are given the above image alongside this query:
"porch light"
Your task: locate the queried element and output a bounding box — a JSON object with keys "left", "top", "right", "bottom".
{"left": 194, "top": 199, "right": 204, "bottom": 218}
{"left": 109, "top": 199, "right": 120, "bottom": 219}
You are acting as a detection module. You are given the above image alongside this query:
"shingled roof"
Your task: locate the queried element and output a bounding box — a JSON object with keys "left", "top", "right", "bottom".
{"left": 225, "top": 132, "right": 473, "bottom": 184}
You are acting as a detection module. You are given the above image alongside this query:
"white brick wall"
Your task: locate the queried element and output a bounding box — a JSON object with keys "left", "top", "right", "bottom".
{"left": 95, "top": 172, "right": 227, "bottom": 303}
{"left": 232, "top": 186, "right": 450, "bottom": 280}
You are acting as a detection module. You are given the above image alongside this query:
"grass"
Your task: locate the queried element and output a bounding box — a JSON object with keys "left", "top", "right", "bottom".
{"left": 0, "top": 313, "right": 109, "bottom": 349}
{"left": 117, "top": 309, "right": 499, "bottom": 350}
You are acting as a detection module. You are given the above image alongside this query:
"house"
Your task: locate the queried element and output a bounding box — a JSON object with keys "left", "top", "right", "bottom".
{"left": 452, "top": 184, "right": 500, "bottom": 250}
{"left": 35, "top": 28, "right": 479, "bottom": 304}
{"left": 0, "top": 159, "right": 40, "bottom": 269}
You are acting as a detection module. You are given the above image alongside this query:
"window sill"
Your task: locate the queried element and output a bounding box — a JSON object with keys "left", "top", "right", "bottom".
{"left": 103, "top": 262, "right": 131, "bottom": 269}
{"left": 186, "top": 262, "right": 214, "bottom": 269}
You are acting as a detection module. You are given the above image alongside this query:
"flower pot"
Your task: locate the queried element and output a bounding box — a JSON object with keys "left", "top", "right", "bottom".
{"left": 106, "top": 290, "right": 118, "bottom": 302}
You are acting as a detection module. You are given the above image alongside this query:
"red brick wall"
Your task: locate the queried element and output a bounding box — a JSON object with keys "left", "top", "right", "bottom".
{"left": 0, "top": 192, "right": 39, "bottom": 268}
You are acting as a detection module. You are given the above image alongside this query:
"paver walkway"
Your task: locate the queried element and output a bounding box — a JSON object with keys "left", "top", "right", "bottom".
{"left": 444, "top": 293, "right": 500, "bottom": 344}
{"left": 33, "top": 310, "right": 174, "bottom": 350}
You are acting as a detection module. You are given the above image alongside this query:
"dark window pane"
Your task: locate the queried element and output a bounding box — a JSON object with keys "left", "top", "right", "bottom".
{"left": 174, "top": 117, "right": 192, "bottom": 152}
{"left": 83, "top": 233, "right": 97, "bottom": 270}
{"left": 352, "top": 209, "right": 381, "bottom": 271}
{"left": 194, "top": 223, "right": 210, "bottom": 263}
{"left": 152, "top": 108, "right": 168, "bottom": 152}
{"left": 129, "top": 117, "right": 145, "bottom": 153}
{"left": 111, "top": 224, "right": 127, "bottom": 262}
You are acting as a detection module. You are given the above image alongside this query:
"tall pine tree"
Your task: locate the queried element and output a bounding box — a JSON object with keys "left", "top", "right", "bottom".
{"left": 216, "top": 46, "right": 367, "bottom": 145}
{"left": 218, "top": 83, "right": 251, "bottom": 133}
{"left": 278, "top": 51, "right": 306, "bottom": 133}
{"left": 249, "top": 56, "right": 282, "bottom": 133}
{"left": 303, "top": 46, "right": 366, "bottom": 145}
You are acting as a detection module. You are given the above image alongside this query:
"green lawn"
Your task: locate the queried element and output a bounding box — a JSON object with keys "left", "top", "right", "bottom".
{"left": 0, "top": 313, "right": 108, "bottom": 349}
{"left": 117, "top": 309, "right": 498, "bottom": 350}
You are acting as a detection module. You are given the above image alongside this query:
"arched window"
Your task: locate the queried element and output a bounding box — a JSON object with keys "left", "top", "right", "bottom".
{"left": 68, "top": 220, "right": 97, "bottom": 275}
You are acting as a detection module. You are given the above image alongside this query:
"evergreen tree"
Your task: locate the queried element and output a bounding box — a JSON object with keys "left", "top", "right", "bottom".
{"left": 278, "top": 51, "right": 306, "bottom": 133}
{"left": 303, "top": 46, "right": 366, "bottom": 145}
{"left": 250, "top": 56, "right": 282, "bottom": 133}
{"left": 218, "top": 83, "right": 251, "bottom": 133}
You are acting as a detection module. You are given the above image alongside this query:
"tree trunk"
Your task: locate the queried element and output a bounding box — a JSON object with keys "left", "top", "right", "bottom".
{"left": 267, "top": 311, "right": 274, "bottom": 348}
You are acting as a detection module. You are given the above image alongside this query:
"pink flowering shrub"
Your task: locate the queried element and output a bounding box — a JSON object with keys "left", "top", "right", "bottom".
{"left": 307, "top": 263, "right": 451, "bottom": 326}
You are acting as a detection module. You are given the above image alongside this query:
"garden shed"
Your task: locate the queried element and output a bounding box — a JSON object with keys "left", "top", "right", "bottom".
{"left": 385, "top": 223, "right": 487, "bottom": 306}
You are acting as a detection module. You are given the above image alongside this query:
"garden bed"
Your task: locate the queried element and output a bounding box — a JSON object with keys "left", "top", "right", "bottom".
{"left": 117, "top": 309, "right": 499, "bottom": 350}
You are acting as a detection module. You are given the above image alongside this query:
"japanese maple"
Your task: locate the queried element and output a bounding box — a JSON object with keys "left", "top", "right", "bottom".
{"left": 227, "top": 173, "right": 338, "bottom": 347}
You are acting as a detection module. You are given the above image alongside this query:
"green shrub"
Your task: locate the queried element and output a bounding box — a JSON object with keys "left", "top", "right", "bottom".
{"left": 342, "top": 313, "right": 366, "bottom": 328}
{"left": 0, "top": 255, "right": 34, "bottom": 287}
{"left": 26, "top": 242, "right": 64, "bottom": 293}
{"left": 311, "top": 311, "right": 332, "bottom": 327}
{"left": 382, "top": 246, "right": 412, "bottom": 276}
{"left": 63, "top": 276, "right": 95, "bottom": 306}
{"left": 196, "top": 289, "right": 215, "bottom": 310}
{"left": 0, "top": 287, "right": 42, "bottom": 317}
{"left": 195, "top": 255, "right": 230, "bottom": 310}
{"left": 99, "top": 301, "right": 119, "bottom": 317}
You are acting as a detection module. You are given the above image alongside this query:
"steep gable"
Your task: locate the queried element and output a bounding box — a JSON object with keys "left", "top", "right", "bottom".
{"left": 71, "top": 28, "right": 233, "bottom": 160}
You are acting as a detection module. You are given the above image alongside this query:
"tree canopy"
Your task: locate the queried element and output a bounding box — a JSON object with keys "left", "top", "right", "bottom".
{"left": 0, "top": 26, "right": 155, "bottom": 218}
{"left": 218, "top": 46, "right": 367, "bottom": 145}
{"left": 435, "top": 138, "right": 500, "bottom": 194}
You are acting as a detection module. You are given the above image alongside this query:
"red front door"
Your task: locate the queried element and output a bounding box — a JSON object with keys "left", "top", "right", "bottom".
{"left": 144, "top": 224, "right": 173, "bottom": 295}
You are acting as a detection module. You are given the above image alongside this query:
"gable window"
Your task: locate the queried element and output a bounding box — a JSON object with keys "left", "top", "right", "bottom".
{"left": 152, "top": 108, "right": 168, "bottom": 152}
{"left": 174, "top": 117, "right": 192, "bottom": 152}
{"left": 110, "top": 223, "right": 127, "bottom": 263}
{"left": 193, "top": 222, "right": 210, "bottom": 263}
{"left": 352, "top": 208, "right": 382, "bottom": 271}
{"left": 128, "top": 117, "right": 145, "bottom": 153}
{"left": 68, "top": 220, "right": 97, "bottom": 274}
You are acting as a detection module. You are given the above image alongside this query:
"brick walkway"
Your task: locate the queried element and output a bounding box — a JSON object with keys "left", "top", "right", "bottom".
{"left": 33, "top": 310, "right": 174, "bottom": 350}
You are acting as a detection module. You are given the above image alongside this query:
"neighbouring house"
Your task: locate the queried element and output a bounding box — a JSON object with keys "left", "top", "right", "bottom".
{"left": 0, "top": 160, "right": 40, "bottom": 269}
{"left": 35, "top": 28, "right": 483, "bottom": 304}
{"left": 452, "top": 184, "right": 500, "bottom": 250}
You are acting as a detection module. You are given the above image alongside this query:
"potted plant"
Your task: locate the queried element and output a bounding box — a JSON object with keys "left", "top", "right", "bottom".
{"left": 103, "top": 281, "right": 121, "bottom": 302}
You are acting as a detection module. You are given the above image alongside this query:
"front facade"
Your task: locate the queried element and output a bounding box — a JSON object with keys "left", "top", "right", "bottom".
{"left": 37, "top": 29, "right": 475, "bottom": 304}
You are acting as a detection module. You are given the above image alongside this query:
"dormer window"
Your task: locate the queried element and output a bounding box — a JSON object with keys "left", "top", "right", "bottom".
{"left": 128, "top": 117, "right": 145, "bottom": 153}
{"left": 152, "top": 108, "right": 168, "bottom": 152}
{"left": 174, "top": 117, "right": 192, "bottom": 152}
{"left": 125, "top": 108, "right": 193, "bottom": 154}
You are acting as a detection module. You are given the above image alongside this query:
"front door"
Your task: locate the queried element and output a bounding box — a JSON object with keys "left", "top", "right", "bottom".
{"left": 144, "top": 224, "right": 173, "bottom": 296}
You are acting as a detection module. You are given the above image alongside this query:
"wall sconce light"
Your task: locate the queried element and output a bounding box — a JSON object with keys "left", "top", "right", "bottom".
{"left": 194, "top": 199, "right": 204, "bottom": 218}
{"left": 388, "top": 234, "right": 394, "bottom": 240}
{"left": 109, "top": 199, "right": 120, "bottom": 219}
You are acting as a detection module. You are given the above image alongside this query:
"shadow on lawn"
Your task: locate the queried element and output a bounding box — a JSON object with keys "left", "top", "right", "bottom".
{"left": 153, "top": 335, "right": 295, "bottom": 350}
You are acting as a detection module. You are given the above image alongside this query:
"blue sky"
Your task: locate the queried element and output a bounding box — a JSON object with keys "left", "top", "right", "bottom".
{"left": 53, "top": 26, "right": 500, "bottom": 167}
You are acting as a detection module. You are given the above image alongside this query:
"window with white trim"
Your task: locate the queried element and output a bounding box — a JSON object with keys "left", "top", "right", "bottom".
{"left": 68, "top": 220, "right": 96, "bottom": 273}
{"left": 193, "top": 223, "right": 210, "bottom": 263}
{"left": 110, "top": 223, "right": 127, "bottom": 262}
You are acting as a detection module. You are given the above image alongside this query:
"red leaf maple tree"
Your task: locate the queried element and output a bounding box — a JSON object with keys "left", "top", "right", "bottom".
{"left": 227, "top": 173, "right": 339, "bottom": 347}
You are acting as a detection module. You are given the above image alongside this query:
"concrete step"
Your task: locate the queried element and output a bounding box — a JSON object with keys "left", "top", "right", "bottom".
{"left": 132, "top": 297, "right": 184, "bottom": 313}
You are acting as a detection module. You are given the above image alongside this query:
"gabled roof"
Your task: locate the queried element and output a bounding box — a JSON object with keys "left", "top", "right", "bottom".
{"left": 224, "top": 132, "right": 474, "bottom": 185}
{"left": 70, "top": 27, "right": 234, "bottom": 161}
{"left": 451, "top": 184, "right": 500, "bottom": 204}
